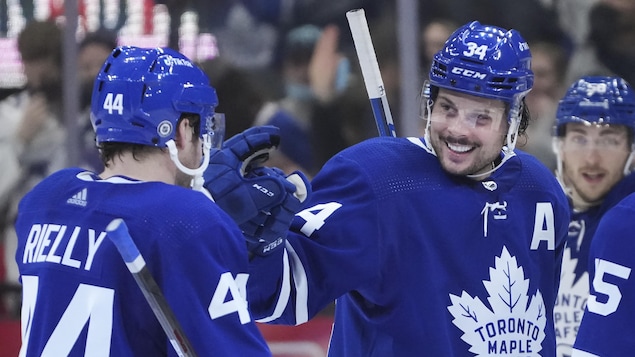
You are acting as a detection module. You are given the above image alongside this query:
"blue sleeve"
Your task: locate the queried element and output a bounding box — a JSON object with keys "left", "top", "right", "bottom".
{"left": 248, "top": 151, "right": 383, "bottom": 324}
{"left": 573, "top": 195, "right": 635, "bottom": 356}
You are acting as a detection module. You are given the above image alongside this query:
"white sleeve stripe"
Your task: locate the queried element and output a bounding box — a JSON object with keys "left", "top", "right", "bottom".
{"left": 287, "top": 242, "right": 309, "bottom": 324}
{"left": 571, "top": 349, "right": 600, "bottom": 357}
{"left": 256, "top": 248, "right": 292, "bottom": 323}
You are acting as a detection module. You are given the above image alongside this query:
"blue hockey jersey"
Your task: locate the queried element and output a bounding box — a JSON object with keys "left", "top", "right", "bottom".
{"left": 248, "top": 136, "right": 570, "bottom": 356}
{"left": 555, "top": 173, "right": 635, "bottom": 355}
{"left": 572, "top": 192, "right": 635, "bottom": 357}
{"left": 15, "top": 168, "right": 271, "bottom": 356}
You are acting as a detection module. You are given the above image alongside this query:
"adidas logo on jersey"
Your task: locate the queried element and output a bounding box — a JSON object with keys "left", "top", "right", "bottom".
{"left": 67, "top": 188, "right": 88, "bottom": 207}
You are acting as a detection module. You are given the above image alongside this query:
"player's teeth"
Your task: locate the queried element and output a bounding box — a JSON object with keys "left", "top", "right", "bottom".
{"left": 448, "top": 143, "right": 471, "bottom": 153}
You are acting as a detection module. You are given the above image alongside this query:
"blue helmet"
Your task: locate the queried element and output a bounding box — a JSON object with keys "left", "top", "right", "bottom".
{"left": 422, "top": 21, "right": 534, "bottom": 175}
{"left": 428, "top": 21, "right": 533, "bottom": 109}
{"left": 91, "top": 46, "right": 220, "bottom": 148}
{"left": 554, "top": 76, "right": 635, "bottom": 136}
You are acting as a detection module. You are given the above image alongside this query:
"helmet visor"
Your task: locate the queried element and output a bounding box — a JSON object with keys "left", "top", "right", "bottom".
{"left": 423, "top": 89, "right": 509, "bottom": 134}
{"left": 204, "top": 112, "right": 225, "bottom": 149}
{"left": 561, "top": 122, "right": 630, "bottom": 152}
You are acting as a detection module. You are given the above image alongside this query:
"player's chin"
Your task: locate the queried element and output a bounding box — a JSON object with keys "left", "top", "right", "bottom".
{"left": 439, "top": 156, "right": 475, "bottom": 176}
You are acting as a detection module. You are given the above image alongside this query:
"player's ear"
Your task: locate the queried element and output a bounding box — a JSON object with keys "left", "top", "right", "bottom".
{"left": 175, "top": 117, "right": 194, "bottom": 149}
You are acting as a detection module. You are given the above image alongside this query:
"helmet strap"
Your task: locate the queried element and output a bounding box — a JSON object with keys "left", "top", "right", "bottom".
{"left": 422, "top": 98, "right": 436, "bottom": 155}
{"left": 165, "top": 134, "right": 212, "bottom": 189}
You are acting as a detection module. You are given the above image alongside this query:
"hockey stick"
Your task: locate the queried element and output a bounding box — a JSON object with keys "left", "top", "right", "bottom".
{"left": 346, "top": 8, "right": 397, "bottom": 137}
{"left": 106, "top": 218, "right": 198, "bottom": 357}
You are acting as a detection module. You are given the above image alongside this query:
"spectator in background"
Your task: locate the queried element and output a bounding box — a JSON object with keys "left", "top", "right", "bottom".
{"left": 200, "top": 57, "right": 314, "bottom": 176}
{"left": 522, "top": 41, "right": 569, "bottom": 171}
{"left": 275, "top": 22, "right": 375, "bottom": 174}
{"left": 77, "top": 29, "right": 118, "bottom": 172}
{"left": 563, "top": 0, "right": 635, "bottom": 86}
{"left": 308, "top": 14, "right": 395, "bottom": 170}
{"left": 587, "top": 1, "right": 635, "bottom": 86}
{"left": 0, "top": 20, "right": 65, "bottom": 316}
{"left": 419, "top": 18, "right": 458, "bottom": 80}
{"left": 278, "top": 24, "right": 326, "bottom": 131}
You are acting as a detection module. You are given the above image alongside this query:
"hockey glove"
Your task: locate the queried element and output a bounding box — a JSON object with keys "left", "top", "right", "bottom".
{"left": 203, "top": 126, "right": 311, "bottom": 256}
{"left": 239, "top": 167, "right": 310, "bottom": 256}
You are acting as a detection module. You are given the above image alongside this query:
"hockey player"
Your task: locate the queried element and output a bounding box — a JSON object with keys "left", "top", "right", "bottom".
{"left": 551, "top": 76, "right": 635, "bottom": 356}
{"left": 205, "top": 21, "right": 570, "bottom": 356}
{"left": 13, "top": 46, "right": 307, "bottom": 356}
{"left": 572, "top": 184, "right": 635, "bottom": 356}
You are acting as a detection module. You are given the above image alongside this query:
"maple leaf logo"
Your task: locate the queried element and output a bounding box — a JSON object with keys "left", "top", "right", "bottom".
{"left": 448, "top": 246, "right": 546, "bottom": 356}
{"left": 554, "top": 246, "right": 589, "bottom": 357}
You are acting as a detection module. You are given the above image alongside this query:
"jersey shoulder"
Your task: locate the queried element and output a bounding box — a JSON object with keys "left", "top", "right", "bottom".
{"left": 514, "top": 150, "right": 566, "bottom": 199}
{"left": 20, "top": 168, "right": 240, "bottom": 244}
{"left": 319, "top": 136, "right": 442, "bottom": 193}
{"left": 601, "top": 172, "right": 635, "bottom": 212}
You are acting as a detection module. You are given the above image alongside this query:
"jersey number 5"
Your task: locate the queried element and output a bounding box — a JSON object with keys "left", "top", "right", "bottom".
{"left": 587, "top": 258, "right": 632, "bottom": 316}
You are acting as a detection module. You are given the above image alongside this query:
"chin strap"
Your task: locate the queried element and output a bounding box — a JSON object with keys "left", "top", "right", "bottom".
{"left": 165, "top": 134, "right": 212, "bottom": 190}
{"left": 422, "top": 98, "right": 437, "bottom": 156}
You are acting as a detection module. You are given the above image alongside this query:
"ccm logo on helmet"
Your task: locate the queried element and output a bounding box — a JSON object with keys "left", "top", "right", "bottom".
{"left": 451, "top": 67, "right": 487, "bottom": 80}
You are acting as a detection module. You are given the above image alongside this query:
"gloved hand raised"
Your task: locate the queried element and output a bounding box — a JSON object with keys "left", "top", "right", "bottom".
{"left": 238, "top": 167, "right": 310, "bottom": 255}
{"left": 203, "top": 126, "right": 311, "bottom": 256}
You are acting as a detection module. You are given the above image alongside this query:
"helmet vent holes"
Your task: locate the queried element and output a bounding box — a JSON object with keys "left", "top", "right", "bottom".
{"left": 432, "top": 69, "right": 446, "bottom": 78}
{"left": 149, "top": 59, "right": 157, "bottom": 73}
{"left": 103, "top": 63, "right": 111, "bottom": 73}
{"left": 140, "top": 84, "right": 147, "bottom": 103}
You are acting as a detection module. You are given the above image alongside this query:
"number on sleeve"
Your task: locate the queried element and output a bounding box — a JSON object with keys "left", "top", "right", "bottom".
{"left": 586, "top": 258, "right": 632, "bottom": 316}
{"left": 296, "top": 202, "right": 342, "bottom": 237}
{"left": 208, "top": 272, "right": 251, "bottom": 325}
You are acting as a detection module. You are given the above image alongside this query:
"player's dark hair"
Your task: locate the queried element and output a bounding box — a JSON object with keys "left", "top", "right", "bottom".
{"left": 99, "top": 114, "right": 200, "bottom": 167}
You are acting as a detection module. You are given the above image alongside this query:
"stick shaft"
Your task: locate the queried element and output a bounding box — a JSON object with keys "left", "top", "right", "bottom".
{"left": 346, "top": 8, "right": 396, "bottom": 137}
{"left": 106, "top": 219, "right": 198, "bottom": 357}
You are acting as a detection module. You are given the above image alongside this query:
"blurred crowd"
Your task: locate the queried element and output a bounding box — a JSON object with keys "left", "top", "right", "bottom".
{"left": 1, "top": 0, "right": 635, "bottom": 318}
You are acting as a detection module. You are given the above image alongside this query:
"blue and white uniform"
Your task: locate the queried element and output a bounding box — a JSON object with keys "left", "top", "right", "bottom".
{"left": 572, "top": 191, "right": 635, "bottom": 356}
{"left": 249, "top": 136, "right": 570, "bottom": 356}
{"left": 16, "top": 168, "right": 271, "bottom": 356}
{"left": 555, "top": 174, "right": 635, "bottom": 356}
